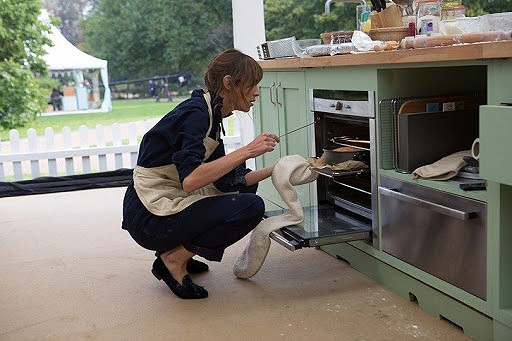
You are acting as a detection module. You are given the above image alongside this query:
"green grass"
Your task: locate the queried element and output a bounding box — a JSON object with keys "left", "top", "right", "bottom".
{"left": 0, "top": 99, "right": 181, "bottom": 140}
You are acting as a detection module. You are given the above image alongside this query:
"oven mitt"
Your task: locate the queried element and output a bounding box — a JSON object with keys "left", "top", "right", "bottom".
{"left": 233, "top": 155, "right": 318, "bottom": 279}
{"left": 412, "top": 150, "right": 471, "bottom": 180}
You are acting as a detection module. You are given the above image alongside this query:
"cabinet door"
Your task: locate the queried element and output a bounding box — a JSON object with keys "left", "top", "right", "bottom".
{"left": 276, "top": 72, "right": 309, "bottom": 158}
{"left": 253, "top": 72, "right": 281, "bottom": 204}
{"left": 276, "top": 72, "right": 312, "bottom": 207}
{"left": 480, "top": 105, "right": 512, "bottom": 186}
{"left": 254, "top": 72, "right": 280, "bottom": 169}
{"left": 253, "top": 71, "right": 312, "bottom": 207}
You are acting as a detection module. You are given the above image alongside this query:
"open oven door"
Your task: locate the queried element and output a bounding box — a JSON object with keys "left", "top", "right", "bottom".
{"left": 265, "top": 204, "right": 372, "bottom": 251}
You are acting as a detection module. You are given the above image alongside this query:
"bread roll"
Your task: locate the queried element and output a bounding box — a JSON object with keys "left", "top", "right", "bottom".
{"left": 332, "top": 147, "right": 361, "bottom": 152}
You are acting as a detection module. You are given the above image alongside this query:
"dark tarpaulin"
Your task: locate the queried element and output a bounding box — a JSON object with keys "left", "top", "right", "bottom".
{"left": 0, "top": 168, "right": 133, "bottom": 198}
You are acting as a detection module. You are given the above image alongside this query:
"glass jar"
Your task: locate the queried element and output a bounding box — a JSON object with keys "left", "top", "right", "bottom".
{"left": 416, "top": 0, "right": 442, "bottom": 36}
{"left": 441, "top": 5, "right": 466, "bottom": 21}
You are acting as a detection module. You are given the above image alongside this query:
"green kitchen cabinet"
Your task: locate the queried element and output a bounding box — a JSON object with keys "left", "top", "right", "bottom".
{"left": 480, "top": 105, "right": 512, "bottom": 187}
{"left": 253, "top": 70, "right": 313, "bottom": 208}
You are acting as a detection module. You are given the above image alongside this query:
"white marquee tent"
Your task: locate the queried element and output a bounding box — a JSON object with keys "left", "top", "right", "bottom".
{"left": 41, "top": 11, "right": 111, "bottom": 113}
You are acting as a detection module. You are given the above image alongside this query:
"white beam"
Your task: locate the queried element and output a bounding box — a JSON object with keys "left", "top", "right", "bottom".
{"left": 232, "top": 0, "right": 266, "bottom": 169}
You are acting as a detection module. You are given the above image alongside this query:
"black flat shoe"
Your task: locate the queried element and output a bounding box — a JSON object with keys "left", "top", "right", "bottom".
{"left": 154, "top": 252, "right": 209, "bottom": 274}
{"left": 152, "top": 258, "right": 208, "bottom": 299}
{"left": 186, "top": 258, "right": 209, "bottom": 274}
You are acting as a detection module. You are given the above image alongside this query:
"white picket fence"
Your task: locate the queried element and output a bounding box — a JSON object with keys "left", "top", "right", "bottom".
{"left": 0, "top": 118, "right": 242, "bottom": 182}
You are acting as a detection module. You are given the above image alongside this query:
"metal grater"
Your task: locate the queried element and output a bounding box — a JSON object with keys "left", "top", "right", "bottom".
{"left": 257, "top": 37, "right": 296, "bottom": 60}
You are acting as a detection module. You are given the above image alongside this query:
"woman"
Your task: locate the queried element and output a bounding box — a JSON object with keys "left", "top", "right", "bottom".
{"left": 122, "top": 49, "right": 279, "bottom": 299}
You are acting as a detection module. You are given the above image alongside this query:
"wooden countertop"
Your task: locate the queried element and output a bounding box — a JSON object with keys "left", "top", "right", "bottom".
{"left": 257, "top": 40, "right": 512, "bottom": 69}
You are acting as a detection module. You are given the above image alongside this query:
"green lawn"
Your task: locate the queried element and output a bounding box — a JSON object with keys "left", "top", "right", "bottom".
{"left": 0, "top": 99, "right": 181, "bottom": 140}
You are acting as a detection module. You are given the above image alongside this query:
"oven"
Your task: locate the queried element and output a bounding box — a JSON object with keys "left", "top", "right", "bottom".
{"left": 268, "top": 89, "right": 378, "bottom": 250}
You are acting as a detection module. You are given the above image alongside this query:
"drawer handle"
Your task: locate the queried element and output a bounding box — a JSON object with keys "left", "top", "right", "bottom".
{"left": 378, "top": 187, "right": 477, "bottom": 220}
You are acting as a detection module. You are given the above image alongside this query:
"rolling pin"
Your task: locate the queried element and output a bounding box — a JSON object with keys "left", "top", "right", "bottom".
{"left": 401, "top": 31, "right": 512, "bottom": 49}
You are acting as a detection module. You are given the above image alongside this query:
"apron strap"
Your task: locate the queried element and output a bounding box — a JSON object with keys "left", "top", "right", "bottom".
{"left": 203, "top": 92, "right": 214, "bottom": 137}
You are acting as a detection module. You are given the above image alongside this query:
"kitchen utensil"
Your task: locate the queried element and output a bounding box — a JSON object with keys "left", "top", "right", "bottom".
{"left": 370, "top": 4, "right": 403, "bottom": 28}
{"left": 278, "top": 120, "right": 316, "bottom": 138}
{"left": 257, "top": 37, "right": 296, "bottom": 60}
{"left": 392, "top": 0, "right": 414, "bottom": 15}
{"left": 322, "top": 147, "right": 370, "bottom": 164}
{"left": 463, "top": 155, "right": 479, "bottom": 167}
{"left": 370, "top": 0, "right": 387, "bottom": 12}
{"left": 459, "top": 182, "right": 486, "bottom": 191}
{"left": 331, "top": 136, "right": 370, "bottom": 147}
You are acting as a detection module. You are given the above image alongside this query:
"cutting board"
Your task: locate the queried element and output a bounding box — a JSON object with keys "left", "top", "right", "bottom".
{"left": 398, "top": 95, "right": 478, "bottom": 115}
{"left": 396, "top": 95, "right": 480, "bottom": 173}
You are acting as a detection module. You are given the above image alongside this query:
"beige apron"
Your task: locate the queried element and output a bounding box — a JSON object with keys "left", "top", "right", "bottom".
{"left": 133, "top": 92, "right": 227, "bottom": 216}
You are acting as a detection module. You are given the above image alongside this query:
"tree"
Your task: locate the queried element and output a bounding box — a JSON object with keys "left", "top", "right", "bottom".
{"left": 43, "top": 0, "right": 100, "bottom": 47}
{"left": 80, "top": 0, "right": 233, "bottom": 84}
{"left": 464, "top": 0, "right": 512, "bottom": 16}
{"left": 264, "top": 0, "right": 365, "bottom": 41}
{"left": 263, "top": 0, "right": 512, "bottom": 41}
{"left": 0, "top": 0, "right": 52, "bottom": 129}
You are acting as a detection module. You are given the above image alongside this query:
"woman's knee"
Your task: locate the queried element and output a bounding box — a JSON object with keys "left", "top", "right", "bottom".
{"left": 243, "top": 193, "right": 265, "bottom": 217}
{"left": 226, "top": 193, "right": 265, "bottom": 223}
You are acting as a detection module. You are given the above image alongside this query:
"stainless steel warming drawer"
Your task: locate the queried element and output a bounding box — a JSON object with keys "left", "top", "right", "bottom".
{"left": 379, "top": 176, "right": 487, "bottom": 300}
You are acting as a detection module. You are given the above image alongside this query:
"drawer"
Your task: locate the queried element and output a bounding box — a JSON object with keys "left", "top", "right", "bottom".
{"left": 379, "top": 176, "right": 487, "bottom": 300}
{"left": 480, "top": 105, "right": 512, "bottom": 186}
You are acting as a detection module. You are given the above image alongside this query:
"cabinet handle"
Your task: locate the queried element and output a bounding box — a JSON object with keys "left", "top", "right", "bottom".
{"left": 269, "top": 83, "right": 276, "bottom": 105}
{"left": 275, "top": 82, "right": 282, "bottom": 106}
{"left": 378, "top": 187, "right": 477, "bottom": 220}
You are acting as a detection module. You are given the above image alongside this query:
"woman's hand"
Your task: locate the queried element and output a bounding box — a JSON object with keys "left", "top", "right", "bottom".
{"left": 182, "top": 133, "right": 278, "bottom": 193}
{"left": 243, "top": 133, "right": 280, "bottom": 158}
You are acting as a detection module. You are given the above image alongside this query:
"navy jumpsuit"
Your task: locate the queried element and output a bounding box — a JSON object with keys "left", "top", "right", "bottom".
{"left": 122, "top": 89, "right": 265, "bottom": 261}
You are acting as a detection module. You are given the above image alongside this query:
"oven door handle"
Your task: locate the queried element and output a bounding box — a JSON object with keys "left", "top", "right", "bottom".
{"left": 270, "top": 230, "right": 302, "bottom": 251}
{"left": 378, "top": 187, "right": 478, "bottom": 220}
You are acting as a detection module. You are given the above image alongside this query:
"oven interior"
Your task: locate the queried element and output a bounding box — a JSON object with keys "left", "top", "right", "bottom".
{"left": 314, "top": 112, "right": 372, "bottom": 216}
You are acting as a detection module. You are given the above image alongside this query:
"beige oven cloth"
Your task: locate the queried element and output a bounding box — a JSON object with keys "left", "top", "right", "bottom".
{"left": 233, "top": 155, "right": 318, "bottom": 279}
{"left": 412, "top": 150, "right": 471, "bottom": 180}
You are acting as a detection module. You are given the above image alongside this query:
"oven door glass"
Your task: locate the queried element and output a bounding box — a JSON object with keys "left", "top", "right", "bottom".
{"left": 265, "top": 204, "right": 371, "bottom": 250}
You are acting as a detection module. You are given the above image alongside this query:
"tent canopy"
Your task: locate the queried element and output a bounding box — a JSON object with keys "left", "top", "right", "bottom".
{"left": 40, "top": 10, "right": 111, "bottom": 113}
{"left": 44, "top": 25, "right": 107, "bottom": 71}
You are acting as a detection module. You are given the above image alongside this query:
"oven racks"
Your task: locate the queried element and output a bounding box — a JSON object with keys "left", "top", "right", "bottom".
{"left": 311, "top": 167, "right": 369, "bottom": 178}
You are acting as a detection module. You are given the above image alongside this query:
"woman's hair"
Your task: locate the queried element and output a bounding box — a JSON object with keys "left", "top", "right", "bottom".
{"left": 204, "top": 48, "right": 263, "bottom": 109}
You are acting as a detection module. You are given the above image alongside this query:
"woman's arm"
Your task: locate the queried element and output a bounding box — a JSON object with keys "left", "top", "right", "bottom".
{"left": 182, "top": 133, "right": 278, "bottom": 193}
{"left": 244, "top": 166, "right": 273, "bottom": 187}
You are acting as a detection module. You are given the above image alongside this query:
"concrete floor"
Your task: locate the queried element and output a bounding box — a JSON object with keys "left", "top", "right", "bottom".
{"left": 0, "top": 187, "right": 470, "bottom": 340}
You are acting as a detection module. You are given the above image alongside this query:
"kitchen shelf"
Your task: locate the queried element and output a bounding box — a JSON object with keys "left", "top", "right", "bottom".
{"left": 378, "top": 169, "right": 489, "bottom": 202}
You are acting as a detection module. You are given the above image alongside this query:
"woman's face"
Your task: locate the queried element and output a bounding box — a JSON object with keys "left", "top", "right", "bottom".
{"left": 221, "top": 83, "right": 260, "bottom": 116}
{"left": 239, "top": 84, "right": 260, "bottom": 112}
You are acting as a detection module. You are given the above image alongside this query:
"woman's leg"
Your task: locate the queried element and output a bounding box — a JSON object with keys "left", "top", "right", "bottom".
{"left": 160, "top": 245, "right": 194, "bottom": 284}
{"left": 124, "top": 183, "right": 265, "bottom": 261}
{"left": 130, "top": 193, "right": 263, "bottom": 261}
{"left": 175, "top": 193, "right": 265, "bottom": 261}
